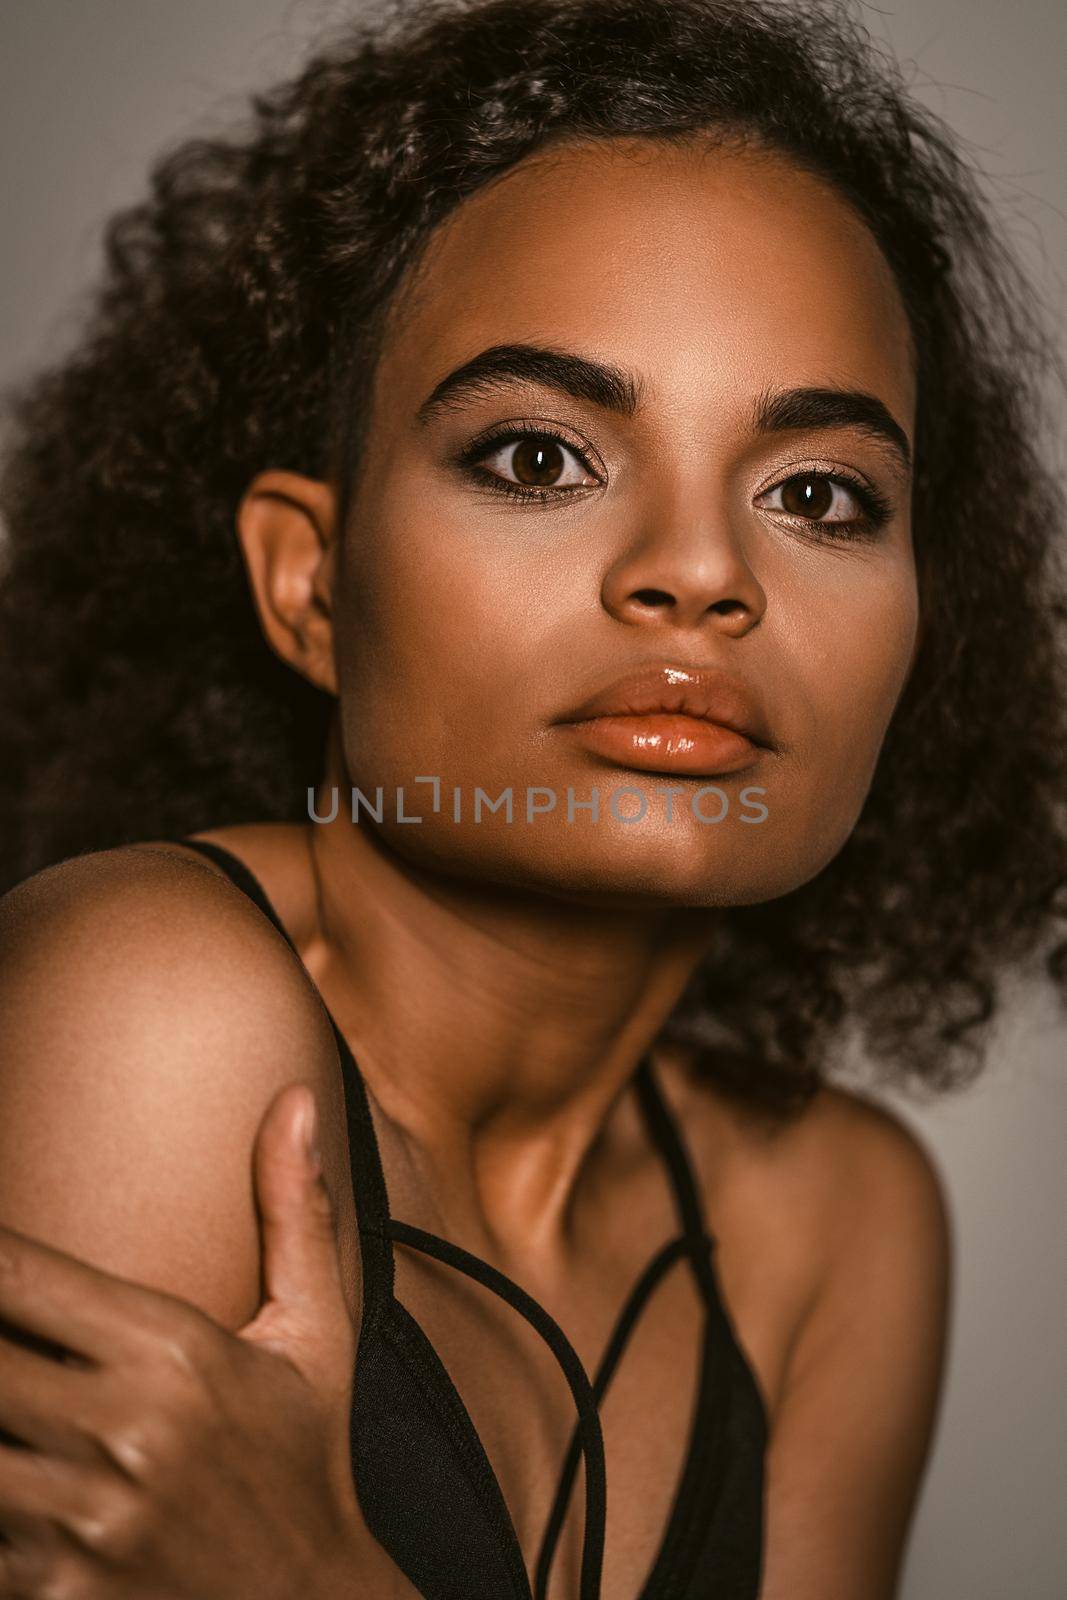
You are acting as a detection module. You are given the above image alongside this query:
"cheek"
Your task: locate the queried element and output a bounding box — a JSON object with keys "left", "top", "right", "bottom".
{"left": 329, "top": 513, "right": 587, "bottom": 885}
{"left": 332, "top": 505, "right": 553, "bottom": 783}
{"left": 788, "top": 553, "right": 919, "bottom": 851}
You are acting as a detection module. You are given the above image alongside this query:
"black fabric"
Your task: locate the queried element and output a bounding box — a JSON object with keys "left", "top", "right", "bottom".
{"left": 176, "top": 836, "right": 767, "bottom": 1597}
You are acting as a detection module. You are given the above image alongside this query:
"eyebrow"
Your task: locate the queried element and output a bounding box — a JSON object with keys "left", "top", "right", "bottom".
{"left": 416, "top": 341, "right": 911, "bottom": 470}
{"left": 415, "top": 343, "right": 642, "bottom": 423}
{"left": 751, "top": 384, "right": 912, "bottom": 472}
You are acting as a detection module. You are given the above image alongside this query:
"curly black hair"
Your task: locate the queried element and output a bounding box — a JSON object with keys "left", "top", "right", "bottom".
{"left": 1, "top": 0, "right": 1065, "bottom": 1116}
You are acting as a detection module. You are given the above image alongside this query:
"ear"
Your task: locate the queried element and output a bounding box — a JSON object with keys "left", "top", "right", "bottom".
{"left": 236, "top": 470, "right": 340, "bottom": 696}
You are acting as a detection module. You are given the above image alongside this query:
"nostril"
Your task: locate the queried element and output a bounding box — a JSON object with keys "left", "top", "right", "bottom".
{"left": 632, "top": 588, "right": 674, "bottom": 606}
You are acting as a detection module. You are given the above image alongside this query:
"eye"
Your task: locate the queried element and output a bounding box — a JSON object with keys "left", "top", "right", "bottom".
{"left": 755, "top": 470, "right": 893, "bottom": 537}
{"left": 458, "top": 427, "right": 603, "bottom": 500}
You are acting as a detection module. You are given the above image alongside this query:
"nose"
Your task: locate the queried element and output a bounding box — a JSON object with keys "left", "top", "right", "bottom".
{"left": 600, "top": 498, "right": 767, "bottom": 636}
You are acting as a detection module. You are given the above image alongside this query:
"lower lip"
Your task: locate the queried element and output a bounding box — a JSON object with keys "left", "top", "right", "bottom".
{"left": 557, "top": 713, "right": 764, "bottom": 775}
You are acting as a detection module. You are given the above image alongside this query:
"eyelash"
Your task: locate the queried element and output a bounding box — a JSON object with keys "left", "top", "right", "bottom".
{"left": 453, "top": 423, "right": 602, "bottom": 504}
{"left": 756, "top": 470, "right": 895, "bottom": 540}
{"left": 453, "top": 423, "right": 895, "bottom": 538}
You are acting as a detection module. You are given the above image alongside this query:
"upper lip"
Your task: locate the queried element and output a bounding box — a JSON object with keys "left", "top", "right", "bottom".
{"left": 555, "top": 662, "right": 775, "bottom": 749}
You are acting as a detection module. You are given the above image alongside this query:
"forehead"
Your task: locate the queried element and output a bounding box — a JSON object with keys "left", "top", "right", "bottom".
{"left": 381, "top": 136, "right": 916, "bottom": 430}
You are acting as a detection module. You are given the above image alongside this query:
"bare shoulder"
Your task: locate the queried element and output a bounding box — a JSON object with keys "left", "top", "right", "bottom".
{"left": 665, "top": 1051, "right": 950, "bottom": 1277}
{"left": 798, "top": 1082, "right": 954, "bottom": 1364}
{"left": 761, "top": 1089, "right": 952, "bottom": 1596}
{"left": 2, "top": 836, "right": 299, "bottom": 971}
{"left": 779, "top": 1079, "right": 949, "bottom": 1236}
{"left": 0, "top": 843, "right": 349, "bottom": 1330}
{"left": 0, "top": 841, "right": 337, "bottom": 1089}
{"left": 774, "top": 1082, "right": 953, "bottom": 1336}
{"left": 656, "top": 1050, "right": 951, "bottom": 1428}
{"left": 669, "top": 1069, "right": 953, "bottom": 1596}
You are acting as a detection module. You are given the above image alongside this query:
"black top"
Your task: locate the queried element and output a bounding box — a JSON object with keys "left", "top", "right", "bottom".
{"left": 177, "top": 837, "right": 767, "bottom": 1598}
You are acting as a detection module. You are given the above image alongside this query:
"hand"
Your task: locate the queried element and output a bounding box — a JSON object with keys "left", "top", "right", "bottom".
{"left": 0, "top": 1085, "right": 373, "bottom": 1600}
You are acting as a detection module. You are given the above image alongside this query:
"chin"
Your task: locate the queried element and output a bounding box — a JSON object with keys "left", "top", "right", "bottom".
{"left": 381, "top": 813, "right": 835, "bottom": 912}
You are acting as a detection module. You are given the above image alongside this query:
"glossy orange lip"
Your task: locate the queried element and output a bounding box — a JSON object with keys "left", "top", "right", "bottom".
{"left": 556, "top": 712, "right": 763, "bottom": 775}
{"left": 554, "top": 663, "right": 776, "bottom": 750}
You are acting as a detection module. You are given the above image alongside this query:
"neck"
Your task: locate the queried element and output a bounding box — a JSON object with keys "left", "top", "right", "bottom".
{"left": 300, "top": 765, "right": 718, "bottom": 1250}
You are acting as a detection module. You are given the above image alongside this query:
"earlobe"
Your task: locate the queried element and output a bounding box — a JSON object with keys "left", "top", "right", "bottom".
{"left": 236, "top": 470, "right": 340, "bottom": 697}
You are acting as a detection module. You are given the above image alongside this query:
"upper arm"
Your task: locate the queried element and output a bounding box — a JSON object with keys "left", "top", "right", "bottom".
{"left": 0, "top": 846, "right": 348, "bottom": 1333}
{"left": 760, "top": 1093, "right": 952, "bottom": 1600}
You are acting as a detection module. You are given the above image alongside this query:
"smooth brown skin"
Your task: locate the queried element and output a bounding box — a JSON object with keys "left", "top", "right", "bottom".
{"left": 0, "top": 137, "right": 950, "bottom": 1598}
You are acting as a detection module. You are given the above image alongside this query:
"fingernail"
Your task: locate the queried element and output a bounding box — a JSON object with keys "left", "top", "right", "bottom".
{"left": 302, "top": 1093, "right": 322, "bottom": 1174}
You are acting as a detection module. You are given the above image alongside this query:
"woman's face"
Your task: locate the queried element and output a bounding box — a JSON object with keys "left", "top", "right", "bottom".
{"left": 328, "top": 136, "right": 919, "bottom": 908}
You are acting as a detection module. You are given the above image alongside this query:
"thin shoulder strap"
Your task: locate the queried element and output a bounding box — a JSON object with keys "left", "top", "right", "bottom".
{"left": 386, "top": 1216, "right": 608, "bottom": 1600}
{"left": 633, "top": 1055, "right": 713, "bottom": 1244}
{"left": 173, "top": 836, "right": 395, "bottom": 1305}
{"left": 532, "top": 1232, "right": 698, "bottom": 1600}
{"left": 535, "top": 1059, "right": 721, "bottom": 1598}
{"left": 175, "top": 836, "right": 296, "bottom": 949}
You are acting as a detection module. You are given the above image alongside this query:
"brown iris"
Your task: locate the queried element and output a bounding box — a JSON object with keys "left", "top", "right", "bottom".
{"left": 511, "top": 437, "right": 565, "bottom": 485}
{"left": 780, "top": 473, "right": 834, "bottom": 518}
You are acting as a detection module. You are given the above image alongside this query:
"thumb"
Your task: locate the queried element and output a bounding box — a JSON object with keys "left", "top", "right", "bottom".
{"left": 239, "top": 1083, "right": 354, "bottom": 1387}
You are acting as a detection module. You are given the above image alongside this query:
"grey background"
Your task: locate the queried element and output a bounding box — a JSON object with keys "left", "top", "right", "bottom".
{"left": 1, "top": 3, "right": 1065, "bottom": 1595}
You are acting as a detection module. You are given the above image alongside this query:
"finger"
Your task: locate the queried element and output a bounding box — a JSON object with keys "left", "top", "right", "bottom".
{"left": 0, "top": 1441, "right": 93, "bottom": 1549}
{"left": 0, "top": 1330, "right": 101, "bottom": 1460}
{"left": 0, "top": 1506, "right": 63, "bottom": 1597}
{"left": 0, "top": 1224, "right": 194, "bottom": 1367}
{"left": 239, "top": 1086, "right": 353, "bottom": 1385}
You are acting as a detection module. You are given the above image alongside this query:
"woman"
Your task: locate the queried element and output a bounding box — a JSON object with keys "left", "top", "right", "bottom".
{"left": 0, "top": 0, "right": 1064, "bottom": 1595}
